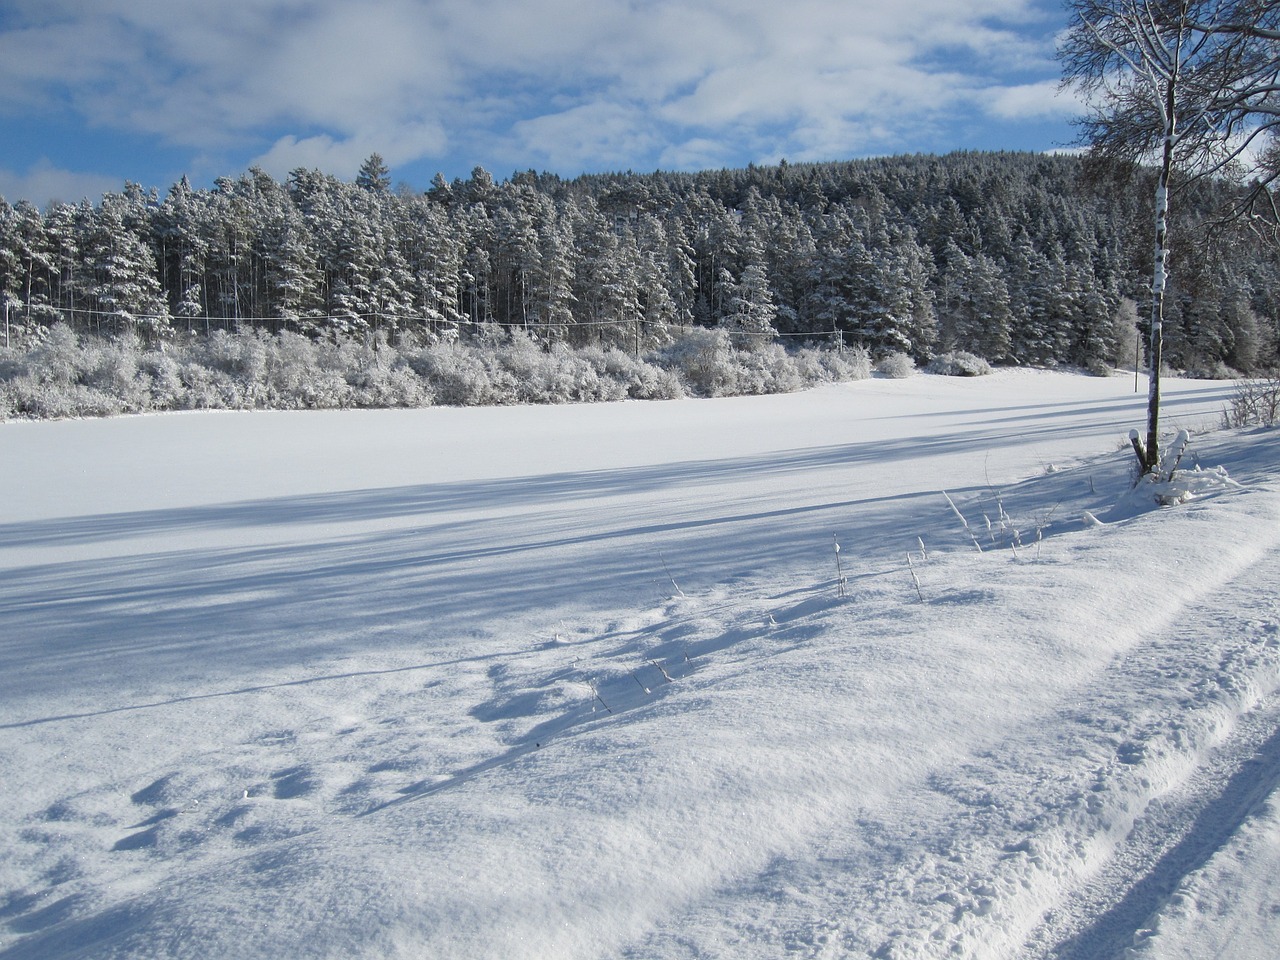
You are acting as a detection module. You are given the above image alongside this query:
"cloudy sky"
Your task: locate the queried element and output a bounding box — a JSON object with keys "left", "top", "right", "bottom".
{"left": 0, "top": 0, "right": 1079, "bottom": 206}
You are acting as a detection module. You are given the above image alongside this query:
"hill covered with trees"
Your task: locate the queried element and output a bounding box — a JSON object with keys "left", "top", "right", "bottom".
{"left": 1, "top": 151, "right": 1277, "bottom": 416}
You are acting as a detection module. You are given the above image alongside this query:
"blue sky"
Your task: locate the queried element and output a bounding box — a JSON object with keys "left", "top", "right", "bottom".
{"left": 0, "top": 0, "right": 1081, "bottom": 206}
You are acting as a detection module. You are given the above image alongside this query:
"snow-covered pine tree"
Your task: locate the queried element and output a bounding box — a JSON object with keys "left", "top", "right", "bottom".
{"left": 83, "top": 192, "right": 170, "bottom": 342}
{"left": 355, "top": 154, "right": 392, "bottom": 194}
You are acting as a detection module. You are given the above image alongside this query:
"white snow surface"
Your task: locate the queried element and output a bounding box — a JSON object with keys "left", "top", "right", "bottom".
{"left": 2, "top": 369, "right": 1278, "bottom": 959}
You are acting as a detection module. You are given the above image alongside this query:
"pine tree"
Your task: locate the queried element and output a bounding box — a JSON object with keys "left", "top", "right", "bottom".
{"left": 718, "top": 257, "right": 778, "bottom": 349}
{"left": 355, "top": 154, "right": 392, "bottom": 194}
{"left": 83, "top": 192, "right": 170, "bottom": 341}
{"left": 6, "top": 200, "right": 54, "bottom": 323}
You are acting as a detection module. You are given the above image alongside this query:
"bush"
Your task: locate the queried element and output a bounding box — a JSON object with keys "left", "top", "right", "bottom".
{"left": 1223, "top": 375, "right": 1280, "bottom": 428}
{"left": 3, "top": 376, "right": 125, "bottom": 418}
{"left": 179, "top": 361, "right": 244, "bottom": 410}
{"left": 263, "top": 331, "right": 323, "bottom": 407}
{"left": 494, "top": 333, "right": 608, "bottom": 404}
{"left": 405, "top": 342, "right": 505, "bottom": 406}
{"left": 792, "top": 344, "right": 872, "bottom": 383}
{"left": 735, "top": 342, "right": 804, "bottom": 395}
{"left": 655, "top": 328, "right": 740, "bottom": 397}
{"left": 578, "top": 346, "right": 683, "bottom": 400}
{"left": 875, "top": 351, "right": 916, "bottom": 379}
{"left": 1185, "top": 360, "right": 1242, "bottom": 380}
{"left": 0, "top": 323, "right": 882, "bottom": 420}
{"left": 84, "top": 334, "right": 149, "bottom": 411}
{"left": 138, "top": 350, "right": 188, "bottom": 409}
{"left": 29, "top": 323, "right": 85, "bottom": 387}
{"left": 926, "top": 351, "right": 991, "bottom": 377}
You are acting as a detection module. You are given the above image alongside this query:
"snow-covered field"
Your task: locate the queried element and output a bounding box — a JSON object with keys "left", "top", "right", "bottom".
{"left": 2, "top": 369, "right": 1278, "bottom": 960}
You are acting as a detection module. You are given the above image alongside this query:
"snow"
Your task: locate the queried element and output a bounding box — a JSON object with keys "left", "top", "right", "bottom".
{"left": 1, "top": 369, "right": 1278, "bottom": 959}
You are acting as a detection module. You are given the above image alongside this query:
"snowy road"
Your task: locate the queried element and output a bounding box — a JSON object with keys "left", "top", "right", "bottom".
{"left": 1, "top": 371, "right": 1278, "bottom": 959}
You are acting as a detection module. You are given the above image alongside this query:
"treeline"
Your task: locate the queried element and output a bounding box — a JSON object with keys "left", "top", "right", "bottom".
{"left": 2, "top": 150, "right": 1278, "bottom": 375}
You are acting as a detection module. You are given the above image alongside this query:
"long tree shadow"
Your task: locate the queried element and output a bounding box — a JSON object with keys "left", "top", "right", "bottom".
{"left": 0, "top": 477, "right": 958, "bottom": 721}
{"left": 0, "top": 389, "right": 1224, "bottom": 552}
{"left": 7, "top": 416, "right": 1257, "bottom": 727}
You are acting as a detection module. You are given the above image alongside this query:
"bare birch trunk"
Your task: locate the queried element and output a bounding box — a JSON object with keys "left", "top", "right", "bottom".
{"left": 1142, "top": 22, "right": 1183, "bottom": 475}
{"left": 1145, "top": 153, "right": 1171, "bottom": 473}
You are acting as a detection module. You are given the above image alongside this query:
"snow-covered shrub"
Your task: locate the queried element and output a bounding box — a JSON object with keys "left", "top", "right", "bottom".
{"left": 627, "top": 363, "right": 684, "bottom": 400}
{"left": 0, "top": 347, "right": 21, "bottom": 385}
{"left": 792, "top": 344, "right": 872, "bottom": 383}
{"left": 3, "top": 376, "right": 124, "bottom": 419}
{"left": 926, "top": 351, "right": 991, "bottom": 377}
{"left": 0, "top": 322, "right": 940, "bottom": 418}
{"left": 648, "top": 331, "right": 875, "bottom": 397}
{"left": 304, "top": 365, "right": 355, "bottom": 408}
{"left": 579, "top": 345, "right": 683, "bottom": 400}
{"left": 178, "top": 361, "right": 244, "bottom": 409}
{"left": 344, "top": 351, "right": 430, "bottom": 407}
{"left": 490, "top": 333, "right": 594, "bottom": 403}
{"left": 307, "top": 339, "right": 361, "bottom": 408}
{"left": 875, "top": 351, "right": 916, "bottom": 379}
{"left": 83, "top": 334, "right": 149, "bottom": 411}
{"left": 28, "top": 323, "right": 84, "bottom": 387}
{"left": 0, "top": 325, "right": 142, "bottom": 416}
{"left": 657, "top": 327, "right": 740, "bottom": 397}
{"left": 735, "top": 342, "right": 803, "bottom": 395}
{"left": 191, "top": 329, "right": 271, "bottom": 404}
{"left": 1223, "top": 375, "right": 1280, "bottom": 428}
{"left": 137, "top": 348, "right": 187, "bottom": 410}
{"left": 260, "top": 330, "right": 323, "bottom": 407}
{"left": 326, "top": 337, "right": 386, "bottom": 406}
{"left": 1185, "top": 360, "right": 1240, "bottom": 380}
{"left": 0, "top": 349, "right": 15, "bottom": 417}
{"left": 406, "top": 342, "right": 504, "bottom": 406}
{"left": 1, "top": 375, "right": 43, "bottom": 416}
{"left": 540, "top": 346, "right": 608, "bottom": 403}
{"left": 574, "top": 346, "right": 633, "bottom": 401}
{"left": 835, "top": 344, "right": 873, "bottom": 380}
{"left": 1083, "top": 357, "right": 1116, "bottom": 378}
{"left": 493, "top": 331, "right": 545, "bottom": 390}
{"left": 498, "top": 334, "right": 666, "bottom": 404}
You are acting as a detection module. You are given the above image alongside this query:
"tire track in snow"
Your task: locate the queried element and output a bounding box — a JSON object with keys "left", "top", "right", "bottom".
{"left": 607, "top": 479, "right": 1280, "bottom": 960}
{"left": 851, "top": 491, "right": 1280, "bottom": 960}
{"left": 1024, "top": 546, "right": 1280, "bottom": 960}
{"left": 1041, "top": 698, "right": 1280, "bottom": 959}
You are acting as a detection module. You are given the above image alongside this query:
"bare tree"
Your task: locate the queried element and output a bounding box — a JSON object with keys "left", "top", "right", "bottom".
{"left": 1060, "top": 0, "right": 1280, "bottom": 473}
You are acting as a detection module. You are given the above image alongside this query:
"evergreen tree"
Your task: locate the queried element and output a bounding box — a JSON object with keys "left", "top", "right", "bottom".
{"left": 718, "top": 258, "right": 778, "bottom": 349}
{"left": 83, "top": 192, "right": 169, "bottom": 340}
{"left": 4, "top": 200, "right": 54, "bottom": 323}
{"left": 356, "top": 153, "right": 392, "bottom": 194}
{"left": 939, "top": 244, "right": 1012, "bottom": 361}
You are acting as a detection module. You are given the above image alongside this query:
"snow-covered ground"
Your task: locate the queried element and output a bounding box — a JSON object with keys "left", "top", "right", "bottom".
{"left": 2, "top": 369, "right": 1278, "bottom": 960}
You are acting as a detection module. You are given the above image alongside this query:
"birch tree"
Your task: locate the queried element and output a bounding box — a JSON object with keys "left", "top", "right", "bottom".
{"left": 1060, "top": 0, "right": 1280, "bottom": 473}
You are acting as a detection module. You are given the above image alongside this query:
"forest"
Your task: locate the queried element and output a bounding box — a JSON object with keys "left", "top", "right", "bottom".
{"left": 1, "top": 150, "right": 1277, "bottom": 416}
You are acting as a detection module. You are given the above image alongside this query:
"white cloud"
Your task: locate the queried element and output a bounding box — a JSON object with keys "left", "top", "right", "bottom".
{"left": 510, "top": 102, "right": 661, "bottom": 173}
{"left": 0, "top": 0, "right": 1071, "bottom": 179}
{"left": 0, "top": 160, "right": 120, "bottom": 207}
{"left": 250, "top": 120, "right": 448, "bottom": 179}
{"left": 984, "top": 80, "right": 1077, "bottom": 120}
{"left": 657, "top": 137, "right": 738, "bottom": 172}
{"left": 251, "top": 135, "right": 377, "bottom": 180}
